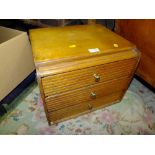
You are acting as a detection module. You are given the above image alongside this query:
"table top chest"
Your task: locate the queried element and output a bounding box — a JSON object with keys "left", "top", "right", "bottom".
{"left": 29, "top": 24, "right": 140, "bottom": 125}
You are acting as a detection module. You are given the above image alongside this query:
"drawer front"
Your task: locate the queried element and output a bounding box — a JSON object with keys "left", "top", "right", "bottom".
{"left": 42, "top": 58, "right": 136, "bottom": 97}
{"left": 48, "top": 91, "right": 123, "bottom": 123}
{"left": 45, "top": 77, "right": 130, "bottom": 112}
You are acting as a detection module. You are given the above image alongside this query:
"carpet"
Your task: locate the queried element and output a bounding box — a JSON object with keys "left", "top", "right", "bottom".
{"left": 0, "top": 78, "right": 155, "bottom": 135}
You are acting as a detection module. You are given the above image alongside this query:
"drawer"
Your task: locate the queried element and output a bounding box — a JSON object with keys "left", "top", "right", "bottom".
{"left": 45, "top": 77, "right": 130, "bottom": 112}
{"left": 48, "top": 91, "right": 123, "bottom": 123}
{"left": 42, "top": 58, "right": 136, "bottom": 97}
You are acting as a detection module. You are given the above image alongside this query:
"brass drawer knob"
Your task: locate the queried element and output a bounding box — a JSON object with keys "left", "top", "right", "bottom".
{"left": 88, "top": 103, "right": 93, "bottom": 110}
{"left": 93, "top": 74, "right": 100, "bottom": 82}
{"left": 90, "top": 92, "right": 96, "bottom": 99}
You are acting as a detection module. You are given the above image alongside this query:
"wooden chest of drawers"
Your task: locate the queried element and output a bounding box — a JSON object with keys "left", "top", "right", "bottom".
{"left": 29, "top": 24, "right": 140, "bottom": 125}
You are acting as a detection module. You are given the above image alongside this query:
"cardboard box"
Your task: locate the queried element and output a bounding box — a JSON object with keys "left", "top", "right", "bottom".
{"left": 0, "top": 26, "right": 35, "bottom": 101}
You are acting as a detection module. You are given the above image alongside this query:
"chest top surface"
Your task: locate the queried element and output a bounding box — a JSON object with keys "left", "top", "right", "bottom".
{"left": 29, "top": 24, "right": 135, "bottom": 63}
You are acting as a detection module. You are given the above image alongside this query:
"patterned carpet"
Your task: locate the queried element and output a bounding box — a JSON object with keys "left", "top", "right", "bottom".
{"left": 0, "top": 78, "right": 155, "bottom": 135}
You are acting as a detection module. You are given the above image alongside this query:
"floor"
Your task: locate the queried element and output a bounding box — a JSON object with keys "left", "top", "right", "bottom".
{"left": 0, "top": 78, "right": 155, "bottom": 135}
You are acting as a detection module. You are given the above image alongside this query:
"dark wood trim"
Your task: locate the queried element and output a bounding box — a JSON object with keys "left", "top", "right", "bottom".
{"left": 135, "top": 74, "right": 155, "bottom": 93}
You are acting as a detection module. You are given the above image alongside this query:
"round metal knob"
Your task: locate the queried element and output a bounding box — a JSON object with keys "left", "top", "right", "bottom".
{"left": 88, "top": 103, "right": 93, "bottom": 110}
{"left": 93, "top": 74, "right": 100, "bottom": 82}
{"left": 90, "top": 92, "right": 96, "bottom": 99}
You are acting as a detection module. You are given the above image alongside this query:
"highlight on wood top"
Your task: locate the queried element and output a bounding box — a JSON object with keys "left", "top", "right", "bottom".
{"left": 29, "top": 24, "right": 135, "bottom": 62}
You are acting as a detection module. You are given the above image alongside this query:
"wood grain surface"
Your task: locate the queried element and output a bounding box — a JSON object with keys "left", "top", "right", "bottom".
{"left": 29, "top": 24, "right": 135, "bottom": 62}
{"left": 45, "top": 76, "right": 130, "bottom": 112}
{"left": 48, "top": 91, "right": 123, "bottom": 123}
{"left": 37, "top": 49, "right": 138, "bottom": 77}
{"left": 42, "top": 58, "right": 137, "bottom": 97}
{"left": 115, "top": 19, "right": 155, "bottom": 87}
{"left": 29, "top": 24, "right": 140, "bottom": 125}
